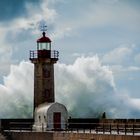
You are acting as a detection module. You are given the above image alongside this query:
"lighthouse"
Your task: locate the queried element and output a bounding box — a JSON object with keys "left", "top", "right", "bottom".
{"left": 30, "top": 28, "right": 68, "bottom": 130}
{"left": 30, "top": 31, "right": 58, "bottom": 109}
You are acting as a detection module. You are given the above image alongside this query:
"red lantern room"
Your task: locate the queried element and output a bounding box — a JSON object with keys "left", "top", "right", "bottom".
{"left": 30, "top": 31, "right": 59, "bottom": 61}
{"left": 37, "top": 32, "right": 52, "bottom": 59}
{"left": 37, "top": 32, "right": 51, "bottom": 50}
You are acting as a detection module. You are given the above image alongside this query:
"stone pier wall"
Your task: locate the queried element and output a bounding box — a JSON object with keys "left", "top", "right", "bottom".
{"left": 8, "top": 132, "right": 140, "bottom": 140}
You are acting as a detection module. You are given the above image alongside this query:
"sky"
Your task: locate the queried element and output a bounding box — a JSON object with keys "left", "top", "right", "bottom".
{"left": 0, "top": 0, "right": 140, "bottom": 118}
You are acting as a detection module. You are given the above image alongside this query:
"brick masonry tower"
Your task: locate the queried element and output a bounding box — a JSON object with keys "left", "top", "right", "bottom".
{"left": 30, "top": 31, "right": 59, "bottom": 110}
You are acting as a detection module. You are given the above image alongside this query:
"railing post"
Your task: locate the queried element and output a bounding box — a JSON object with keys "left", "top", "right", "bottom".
{"left": 103, "top": 123, "right": 105, "bottom": 134}
{"left": 30, "top": 51, "right": 31, "bottom": 59}
{"left": 83, "top": 128, "right": 85, "bottom": 133}
{"left": 42, "top": 123, "right": 44, "bottom": 132}
{"left": 77, "top": 128, "right": 78, "bottom": 133}
{"left": 33, "top": 51, "right": 34, "bottom": 58}
{"left": 133, "top": 124, "right": 134, "bottom": 135}
{"left": 96, "top": 125, "right": 98, "bottom": 134}
{"left": 117, "top": 124, "right": 119, "bottom": 134}
{"left": 110, "top": 124, "right": 111, "bottom": 134}
{"left": 90, "top": 128, "right": 91, "bottom": 133}
{"left": 125, "top": 123, "right": 127, "bottom": 135}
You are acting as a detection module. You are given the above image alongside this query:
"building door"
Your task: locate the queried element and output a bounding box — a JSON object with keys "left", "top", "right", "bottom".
{"left": 53, "top": 112, "right": 61, "bottom": 129}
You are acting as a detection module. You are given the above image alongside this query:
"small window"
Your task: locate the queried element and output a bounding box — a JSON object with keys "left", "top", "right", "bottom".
{"left": 44, "top": 116, "right": 46, "bottom": 121}
{"left": 39, "top": 116, "right": 41, "bottom": 122}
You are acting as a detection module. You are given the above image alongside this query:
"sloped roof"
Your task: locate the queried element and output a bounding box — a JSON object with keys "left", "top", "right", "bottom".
{"left": 37, "top": 32, "right": 52, "bottom": 43}
{"left": 36, "top": 102, "right": 67, "bottom": 115}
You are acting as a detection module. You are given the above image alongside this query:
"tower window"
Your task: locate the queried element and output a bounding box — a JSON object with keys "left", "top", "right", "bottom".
{"left": 39, "top": 116, "right": 41, "bottom": 122}
{"left": 44, "top": 116, "right": 46, "bottom": 121}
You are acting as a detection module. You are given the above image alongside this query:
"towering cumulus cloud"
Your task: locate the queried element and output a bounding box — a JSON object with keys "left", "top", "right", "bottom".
{"left": 0, "top": 56, "right": 140, "bottom": 118}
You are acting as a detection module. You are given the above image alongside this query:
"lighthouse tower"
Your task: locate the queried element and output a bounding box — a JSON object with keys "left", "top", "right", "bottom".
{"left": 30, "top": 31, "right": 59, "bottom": 109}
{"left": 30, "top": 28, "right": 68, "bottom": 130}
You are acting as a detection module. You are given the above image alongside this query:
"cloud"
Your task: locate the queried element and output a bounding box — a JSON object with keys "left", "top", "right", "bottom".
{"left": 101, "top": 44, "right": 140, "bottom": 98}
{"left": 0, "top": 0, "right": 58, "bottom": 76}
{"left": 0, "top": 0, "right": 40, "bottom": 21}
{"left": 5, "top": 1, "right": 57, "bottom": 32}
{"left": 134, "top": 53, "right": 140, "bottom": 65}
{"left": 110, "top": 65, "right": 140, "bottom": 74}
{"left": 96, "top": 0, "right": 119, "bottom": 4}
{"left": 0, "top": 0, "right": 58, "bottom": 36}
{"left": 0, "top": 0, "right": 139, "bottom": 74}
{"left": 0, "top": 28, "right": 13, "bottom": 76}
{"left": 101, "top": 44, "right": 140, "bottom": 82}
{"left": 102, "top": 44, "right": 136, "bottom": 65}
{"left": 52, "top": 0, "right": 140, "bottom": 32}
{"left": 6, "top": 0, "right": 138, "bottom": 41}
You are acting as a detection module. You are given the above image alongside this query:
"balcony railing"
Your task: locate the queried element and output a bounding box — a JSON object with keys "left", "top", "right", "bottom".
{"left": 29, "top": 50, "right": 59, "bottom": 60}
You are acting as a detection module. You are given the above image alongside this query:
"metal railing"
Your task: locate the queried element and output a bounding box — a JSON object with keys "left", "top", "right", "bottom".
{"left": 2, "top": 122, "right": 140, "bottom": 136}
{"left": 68, "top": 123, "right": 140, "bottom": 135}
{"left": 29, "top": 50, "right": 59, "bottom": 60}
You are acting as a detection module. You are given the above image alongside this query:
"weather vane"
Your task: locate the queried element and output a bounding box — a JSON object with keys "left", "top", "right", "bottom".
{"left": 39, "top": 20, "right": 47, "bottom": 32}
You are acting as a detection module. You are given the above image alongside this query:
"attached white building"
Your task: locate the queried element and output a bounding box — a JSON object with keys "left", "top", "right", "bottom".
{"left": 33, "top": 102, "right": 68, "bottom": 131}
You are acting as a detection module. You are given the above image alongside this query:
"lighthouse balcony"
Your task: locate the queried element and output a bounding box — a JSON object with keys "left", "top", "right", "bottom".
{"left": 30, "top": 50, "right": 59, "bottom": 61}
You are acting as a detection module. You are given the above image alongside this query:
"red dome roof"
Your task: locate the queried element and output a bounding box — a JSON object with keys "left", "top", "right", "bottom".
{"left": 37, "top": 32, "right": 52, "bottom": 43}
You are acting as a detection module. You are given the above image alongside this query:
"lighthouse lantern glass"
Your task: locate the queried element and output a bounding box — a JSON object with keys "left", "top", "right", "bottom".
{"left": 37, "top": 42, "right": 51, "bottom": 50}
